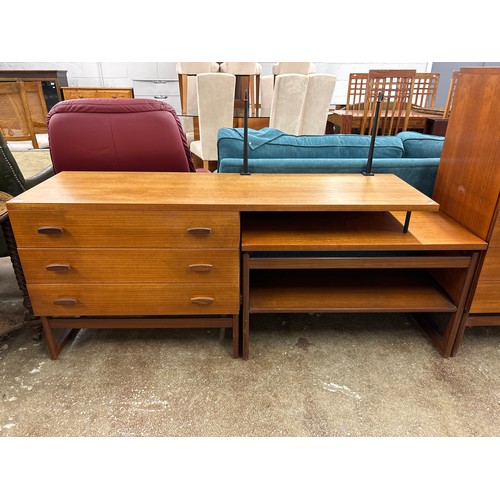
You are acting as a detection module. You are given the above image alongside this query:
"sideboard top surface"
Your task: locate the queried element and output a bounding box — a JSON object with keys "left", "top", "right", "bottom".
{"left": 7, "top": 172, "right": 440, "bottom": 213}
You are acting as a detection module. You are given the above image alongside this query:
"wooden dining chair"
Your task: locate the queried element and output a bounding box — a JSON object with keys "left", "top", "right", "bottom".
{"left": 443, "top": 70, "right": 460, "bottom": 119}
{"left": 359, "top": 69, "right": 416, "bottom": 136}
{"left": 345, "top": 73, "right": 368, "bottom": 111}
{"left": 412, "top": 72, "right": 440, "bottom": 109}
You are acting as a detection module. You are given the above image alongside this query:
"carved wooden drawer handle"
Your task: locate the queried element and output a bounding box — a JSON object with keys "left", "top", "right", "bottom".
{"left": 190, "top": 297, "right": 214, "bottom": 305}
{"left": 53, "top": 297, "right": 78, "bottom": 305}
{"left": 37, "top": 226, "right": 64, "bottom": 234}
{"left": 186, "top": 227, "right": 212, "bottom": 235}
{"left": 46, "top": 264, "right": 71, "bottom": 272}
{"left": 188, "top": 264, "right": 213, "bottom": 272}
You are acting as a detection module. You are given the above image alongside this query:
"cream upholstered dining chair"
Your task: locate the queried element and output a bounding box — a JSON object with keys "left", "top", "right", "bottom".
{"left": 189, "top": 72, "right": 236, "bottom": 171}
{"left": 300, "top": 73, "right": 337, "bottom": 135}
{"left": 176, "top": 62, "right": 220, "bottom": 115}
{"left": 219, "top": 62, "right": 262, "bottom": 113}
{"left": 269, "top": 73, "right": 336, "bottom": 135}
{"left": 269, "top": 73, "right": 309, "bottom": 135}
{"left": 272, "top": 62, "right": 316, "bottom": 77}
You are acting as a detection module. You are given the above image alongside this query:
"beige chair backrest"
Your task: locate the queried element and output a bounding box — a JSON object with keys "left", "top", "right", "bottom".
{"left": 272, "top": 62, "right": 316, "bottom": 75}
{"left": 269, "top": 74, "right": 309, "bottom": 135}
{"left": 218, "top": 62, "right": 262, "bottom": 75}
{"left": 270, "top": 73, "right": 336, "bottom": 135}
{"left": 300, "top": 74, "right": 337, "bottom": 135}
{"left": 196, "top": 72, "right": 235, "bottom": 161}
{"left": 176, "top": 62, "right": 220, "bottom": 74}
{"left": 176, "top": 62, "right": 220, "bottom": 115}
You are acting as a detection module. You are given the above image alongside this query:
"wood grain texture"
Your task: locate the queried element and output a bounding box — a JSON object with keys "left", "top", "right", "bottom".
{"left": 19, "top": 249, "right": 239, "bottom": 284}
{"left": 432, "top": 68, "right": 500, "bottom": 240}
{"left": 28, "top": 283, "right": 240, "bottom": 316}
{"left": 241, "top": 211, "right": 487, "bottom": 251}
{"left": 248, "top": 269, "right": 456, "bottom": 313}
{"left": 6, "top": 172, "right": 439, "bottom": 213}
{"left": 10, "top": 210, "right": 240, "bottom": 248}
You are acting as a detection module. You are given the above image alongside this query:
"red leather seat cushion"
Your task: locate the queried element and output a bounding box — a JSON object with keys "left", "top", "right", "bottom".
{"left": 47, "top": 99, "right": 195, "bottom": 173}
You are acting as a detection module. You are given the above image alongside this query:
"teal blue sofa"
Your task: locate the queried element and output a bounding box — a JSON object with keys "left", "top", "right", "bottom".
{"left": 216, "top": 128, "right": 445, "bottom": 197}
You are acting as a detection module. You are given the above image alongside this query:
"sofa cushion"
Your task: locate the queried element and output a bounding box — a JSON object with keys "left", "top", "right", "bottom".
{"left": 397, "top": 131, "right": 445, "bottom": 158}
{"left": 217, "top": 128, "right": 404, "bottom": 162}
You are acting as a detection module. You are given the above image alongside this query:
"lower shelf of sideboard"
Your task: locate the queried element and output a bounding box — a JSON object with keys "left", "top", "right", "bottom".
{"left": 247, "top": 269, "right": 457, "bottom": 313}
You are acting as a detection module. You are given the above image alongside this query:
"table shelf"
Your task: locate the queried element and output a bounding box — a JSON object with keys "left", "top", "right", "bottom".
{"left": 248, "top": 269, "right": 457, "bottom": 313}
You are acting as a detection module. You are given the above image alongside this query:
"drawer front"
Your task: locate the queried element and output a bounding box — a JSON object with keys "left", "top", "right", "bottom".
{"left": 28, "top": 283, "right": 240, "bottom": 316}
{"left": 62, "top": 89, "right": 98, "bottom": 99}
{"left": 10, "top": 210, "right": 240, "bottom": 249}
{"left": 133, "top": 80, "right": 179, "bottom": 96}
{"left": 19, "top": 249, "right": 239, "bottom": 284}
{"left": 96, "top": 89, "right": 133, "bottom": 98}
{"left": 470, "top": 281, "right": 500, "bottom": 313}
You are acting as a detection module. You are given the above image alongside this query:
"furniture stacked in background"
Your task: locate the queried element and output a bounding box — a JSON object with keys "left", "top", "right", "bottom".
{"left": 0, "top": 81, "right": 49, "bottom": 149}
{"left": 0, "top": 70, "right": 68, "bottom": 109}
{"left": 329, "top": 70, "right": 444, "bottom": 136}
{"left": 430, "top": 67, "right": 500, "bottom": 353}
{"left": 217, "top": 129, "right": 444, "bottom": 197}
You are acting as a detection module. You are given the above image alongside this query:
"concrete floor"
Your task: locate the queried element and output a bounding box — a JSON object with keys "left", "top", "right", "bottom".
{"left": 1, "top": 255, "right": 499, "bottom": 437}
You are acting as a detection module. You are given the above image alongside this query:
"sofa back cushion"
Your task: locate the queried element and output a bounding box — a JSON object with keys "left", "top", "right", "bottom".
{"left": 397, "top": 131, "right": 445, "bottom": 158}
{"left": 217, "top": 128, "right": 404, "bottom": 162}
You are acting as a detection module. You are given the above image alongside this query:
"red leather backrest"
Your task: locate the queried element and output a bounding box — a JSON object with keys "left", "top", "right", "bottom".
{"left": 47, "top": 98, "right": 196, "bottom": 173}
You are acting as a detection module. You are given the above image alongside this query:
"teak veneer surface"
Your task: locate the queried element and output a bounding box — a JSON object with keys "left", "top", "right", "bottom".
{"left": 241, "top": 211, "right": 487, "bottom": 251}
{"left": 19, "top": 249, "right": 239, "bottom": 284}
{"left": 7, "top": 172, "right": 439, "bottom": 213}
{"left": 248, "top": 269, "right": 457, "bottom": 313}
{"left": 9, "top": 210, "right": 239, "bottom": 248}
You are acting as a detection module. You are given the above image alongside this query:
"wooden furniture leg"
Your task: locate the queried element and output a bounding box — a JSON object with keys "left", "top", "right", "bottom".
{"left": 242, "top": 252, "right": 250, "bottom": 360}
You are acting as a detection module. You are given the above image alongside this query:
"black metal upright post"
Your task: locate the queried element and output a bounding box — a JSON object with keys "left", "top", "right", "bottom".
{"left": 363, "top": 91, "right": 384, "bottom": 176}
{"left": 241, "top": 90, "right": 250, "bottom": 175}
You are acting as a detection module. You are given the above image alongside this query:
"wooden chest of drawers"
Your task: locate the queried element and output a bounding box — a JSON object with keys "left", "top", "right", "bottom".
{"left": 9, "top": 194, "right": 240, "bottom": 359}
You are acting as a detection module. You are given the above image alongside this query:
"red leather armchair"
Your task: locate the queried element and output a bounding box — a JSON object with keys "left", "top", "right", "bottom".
{"left": 47, "top": 98, "right": 196, "bottom": 173}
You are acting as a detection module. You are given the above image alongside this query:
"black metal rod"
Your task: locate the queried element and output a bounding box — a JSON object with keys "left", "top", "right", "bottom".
{"left": 241, "top": 90, "right": 250, "bottom": 175}
{"left": 403, "top": 211, "right": 412, "bottom": 233}
{"left": 363, "top": 91, "right": 384, "bottom": 176}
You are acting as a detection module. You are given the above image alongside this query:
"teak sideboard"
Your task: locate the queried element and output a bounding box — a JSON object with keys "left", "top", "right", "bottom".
{"left": 6, "top": 172, "right": 486, "bottom": 360}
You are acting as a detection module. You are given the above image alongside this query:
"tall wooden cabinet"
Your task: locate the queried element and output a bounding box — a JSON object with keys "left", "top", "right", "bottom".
{"left": 431, "top": 67, "right": 500, "bottom": 353}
